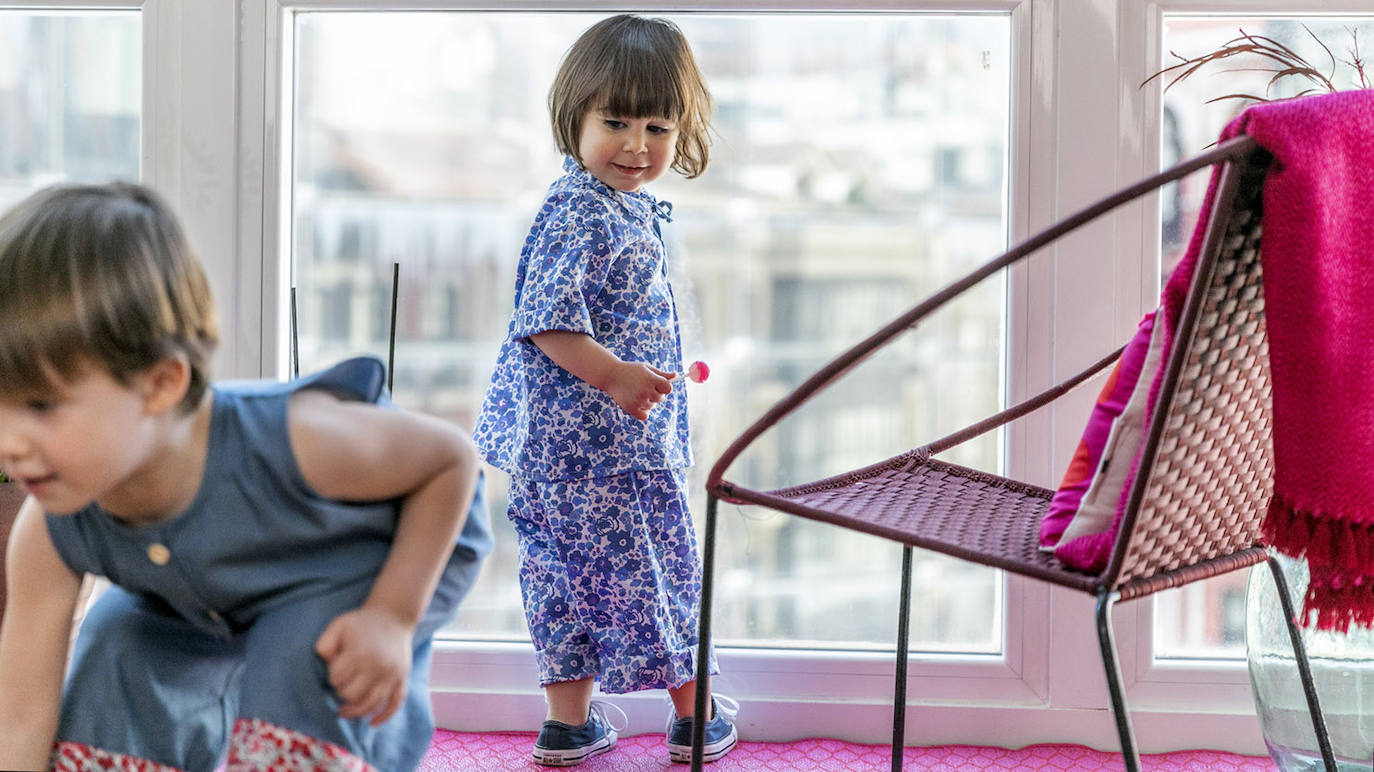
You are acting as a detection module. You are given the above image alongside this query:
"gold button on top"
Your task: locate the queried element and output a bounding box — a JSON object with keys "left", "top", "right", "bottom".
{"left": 147, "top": 543, "right": 171, "bottom": 566}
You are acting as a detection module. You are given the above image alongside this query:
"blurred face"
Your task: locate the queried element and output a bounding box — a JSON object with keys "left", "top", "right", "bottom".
{"left": 577, "top": 108, "right": 679, "bottom": 192}
{"left": 0, "top": 362, "right": 159, "bottom": 515}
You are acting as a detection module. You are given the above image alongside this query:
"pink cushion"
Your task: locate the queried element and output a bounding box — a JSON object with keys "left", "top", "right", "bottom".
{"left": 1053, "top": 314, "right": 1168, "bottom": 570}
{"left": 1038, "top": 311, "right": 1158, "bottom": 553}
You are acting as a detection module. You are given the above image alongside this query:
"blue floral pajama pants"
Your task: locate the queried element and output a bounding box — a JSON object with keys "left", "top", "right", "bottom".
{"left": 507, "top": 469, "right": 718, "bottom": 694}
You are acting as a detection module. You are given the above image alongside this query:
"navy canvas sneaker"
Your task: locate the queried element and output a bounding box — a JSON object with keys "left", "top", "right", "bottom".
{"left": 665, "top": 695, "right": 739, "bottom": 764}
{"left": 532, "top": 700, "right": 627, "bottom": 767}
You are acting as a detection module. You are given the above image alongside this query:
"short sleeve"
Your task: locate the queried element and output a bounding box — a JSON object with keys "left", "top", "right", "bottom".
{"left": 510, "top": 198, "right": 616, "bottom": 341}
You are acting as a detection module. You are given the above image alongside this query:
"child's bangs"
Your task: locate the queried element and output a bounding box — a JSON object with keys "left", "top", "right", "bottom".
{"left": 0, "top": 297, "right": 89, "bottom": 401}
{"left": 597, "top": 50, "right": 686, "bottom": 121}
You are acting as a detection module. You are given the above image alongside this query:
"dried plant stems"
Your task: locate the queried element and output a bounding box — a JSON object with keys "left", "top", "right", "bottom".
{"left": 1143, "top": 24, "right": 1370, "bottom": 104}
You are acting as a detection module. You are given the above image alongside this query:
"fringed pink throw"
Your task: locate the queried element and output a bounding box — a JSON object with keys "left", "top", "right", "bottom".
{"left": 1045, "top": 91, "right": 1374, "bottom": 630}
{"left": 1161, "top": 90, "right": 1374, "bottom": 631}
{"left": 1237, "top": 90, "right": 1374, "bottom": 631}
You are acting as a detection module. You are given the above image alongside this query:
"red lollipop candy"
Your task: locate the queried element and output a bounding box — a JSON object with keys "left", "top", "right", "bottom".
{"left": 686, "top": 360, "right": 710, "bottom": 383}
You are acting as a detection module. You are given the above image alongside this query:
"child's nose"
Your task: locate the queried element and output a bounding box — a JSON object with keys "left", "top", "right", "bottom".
{"left": 622, "top": 130, "right": 647, "bottom": 153}
{"left": 0, "top": 411, "right": 32, "bottom": 456}
{"left": 0, "top": 423, "right": 26, "bottom": 466}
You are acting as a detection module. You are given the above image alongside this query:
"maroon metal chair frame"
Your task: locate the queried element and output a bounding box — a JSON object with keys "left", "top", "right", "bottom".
{"left": 688, "top": 135, "right": 1335, "bottom": 772}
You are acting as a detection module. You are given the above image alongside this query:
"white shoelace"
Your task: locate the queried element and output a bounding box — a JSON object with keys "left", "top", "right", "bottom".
{"left": 711, "top": 694, "right": 740, "bottom": 723}
{"left": 589, "top": 699, "right": 629, "bottom": 733}
{"left": 665, "top": 692, "right": 740, "bottom": 734}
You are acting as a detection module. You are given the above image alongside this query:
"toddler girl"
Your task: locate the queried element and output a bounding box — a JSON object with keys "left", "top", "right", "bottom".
{"left": 474, "top": 13, "right": 737, "bottom": 767}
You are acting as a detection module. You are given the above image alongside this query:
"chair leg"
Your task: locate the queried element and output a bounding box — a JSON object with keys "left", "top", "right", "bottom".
{"left": 892, "top": 546, "right": 913, "bottom": 772}
{"left": 691, "top": 495, "right": 720, "bottom": 772}
{"left": 1095, "top": 592, "right": 1140, "bottom": 772}
{"left": 1265, "top": 556, "right": 1337, "bottom": 772}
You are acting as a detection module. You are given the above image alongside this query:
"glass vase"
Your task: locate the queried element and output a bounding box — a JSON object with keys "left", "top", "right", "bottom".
{"left": 1246, "top": 553, "right": 1374, "bottom": 771}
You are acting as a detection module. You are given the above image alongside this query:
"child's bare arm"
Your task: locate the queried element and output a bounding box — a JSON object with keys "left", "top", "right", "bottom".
{"left": 0, "top": 498, "right": 81, "bottom": 767}
{"left": 530, "top": 330, "right": 674, "bottom": 420}
{"left": 288, "top": 390, "right": 479, "bottom": 725}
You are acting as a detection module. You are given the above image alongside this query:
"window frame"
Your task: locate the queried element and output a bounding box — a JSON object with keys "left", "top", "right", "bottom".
{"left": 101, "top": 0, "right": 1374, "bottom": 752}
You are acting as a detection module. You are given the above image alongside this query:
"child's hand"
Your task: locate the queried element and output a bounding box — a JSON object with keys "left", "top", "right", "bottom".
{"left": 315, "top": 605, "right": 414, "bottom": 726}
{"left": 606, "top": 362, "right": 675, "bottom": 420}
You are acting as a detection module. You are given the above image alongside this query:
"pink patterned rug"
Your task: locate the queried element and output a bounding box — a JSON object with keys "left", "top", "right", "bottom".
{"left": 417, "top": 731, "right": 1277, "bottom": 770}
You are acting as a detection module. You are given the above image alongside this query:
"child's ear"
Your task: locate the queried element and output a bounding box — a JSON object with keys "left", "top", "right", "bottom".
{"left": 140, "top": 355, "right": 192, "bottom": 415}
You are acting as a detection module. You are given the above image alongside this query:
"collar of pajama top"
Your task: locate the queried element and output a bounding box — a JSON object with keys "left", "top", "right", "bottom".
{"left": 473, "top": 157, "right": 693, "bottom": 482}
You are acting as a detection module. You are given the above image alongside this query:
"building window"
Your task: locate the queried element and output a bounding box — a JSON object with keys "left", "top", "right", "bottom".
{"left": 0, "top": 11, "right": 140, "bottom": 208}
{"left": 290, "top": 11, "right": 1010, "bottom": 652}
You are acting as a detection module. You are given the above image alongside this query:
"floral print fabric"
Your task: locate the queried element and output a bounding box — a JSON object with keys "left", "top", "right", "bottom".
{"left": 474, "top": 158, "right": 691, "bottom": 482}
{"left": 51, "top": 719, "right": 379, "bottom": 772}
{"left": 225, "top": 719, "right": 376, "bottom": 772}
{"left": 51, "top": 742, "right": 184, "bottom": 772}
{"left": 507, "top": 469, "right": 717, "bottom": 693}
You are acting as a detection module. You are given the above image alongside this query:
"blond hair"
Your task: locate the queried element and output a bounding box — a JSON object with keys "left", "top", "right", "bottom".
{"left": 0, "top": 182, "right": 218, "bottom": 412}
{"left": 549, "top": 14, "right": 714, "bottom": 178}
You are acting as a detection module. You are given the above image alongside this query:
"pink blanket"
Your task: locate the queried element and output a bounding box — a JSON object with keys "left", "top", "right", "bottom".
{"left": 1160, "top": 90, "right": 1374, "bottom": 631}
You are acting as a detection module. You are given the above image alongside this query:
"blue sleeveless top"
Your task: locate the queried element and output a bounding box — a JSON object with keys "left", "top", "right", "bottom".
{"left": 45, "top": 357, "right": 492, "bottom": 639}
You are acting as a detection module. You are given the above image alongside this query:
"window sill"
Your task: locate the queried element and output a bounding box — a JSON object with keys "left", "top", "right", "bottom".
{"left": 427, "top": 640, "right": 1265, "bottom": 754}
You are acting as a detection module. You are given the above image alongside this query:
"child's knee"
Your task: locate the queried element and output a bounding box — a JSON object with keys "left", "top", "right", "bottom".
{"left": 61, "top": 590, "right": 240, "bottom": 770}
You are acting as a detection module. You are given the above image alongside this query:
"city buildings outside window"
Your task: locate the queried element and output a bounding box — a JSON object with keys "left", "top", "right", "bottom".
{"left": 290, "top": 12, "right": 1010, "bottom": 652}
{"left": 0, "top": 11, "right": 139, "bottom": 207}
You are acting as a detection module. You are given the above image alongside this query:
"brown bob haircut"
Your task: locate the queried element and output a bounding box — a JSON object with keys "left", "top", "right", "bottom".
{"left": 0, "top": 182, "right": 219, "bottom": 413}
{"left": 549, "top": 14, "right": 714, "bottom": 179}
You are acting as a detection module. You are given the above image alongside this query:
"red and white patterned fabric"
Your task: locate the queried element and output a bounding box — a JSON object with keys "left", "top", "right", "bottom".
{"left": 225, "top": 719, "right": 376, "bottom": 772}
{"left": 51, "top": 741, "right": 184, "bottom": 772}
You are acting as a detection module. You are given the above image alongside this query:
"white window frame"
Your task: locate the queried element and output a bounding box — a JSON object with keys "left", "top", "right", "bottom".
{"left": 65, "top": 0, "right": 1370, "bottom": 753}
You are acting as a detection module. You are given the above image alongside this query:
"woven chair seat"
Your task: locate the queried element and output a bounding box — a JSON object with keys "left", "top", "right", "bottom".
{"left": 736, "top": 454, "right": 1100, "bottom": 592}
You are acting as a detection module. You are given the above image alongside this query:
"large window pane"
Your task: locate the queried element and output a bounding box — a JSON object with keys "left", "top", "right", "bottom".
{"left": 1154, "top": 16, "right": 1374, "bottom": 660}
{"left": 0, "top": 11, "right": 140, "bottom": 208}
{"left": 291, "top": 12, "right": 1009, "bottom": 651}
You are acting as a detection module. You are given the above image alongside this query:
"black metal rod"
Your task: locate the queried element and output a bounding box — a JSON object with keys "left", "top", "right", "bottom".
{"left": 1095, "top": 592, "right": 1139, "bottom": 772}
{"left": 691, "top": 495, "right": 720, "bottom": 772}
{"left": 892, "top": 546, "right": 913, "bottom": 772}
{"left": 289, "top": 285, "right": 300, "bottom": 379}
{"left": 388, "top": 262, "right": 399, "bottom": 393}
{"left": 1266, "top": 556, "right": 1336, "bottom": 772}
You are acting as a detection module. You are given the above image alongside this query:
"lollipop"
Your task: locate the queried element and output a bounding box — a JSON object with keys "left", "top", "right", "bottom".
{"left": 685, "top": 360, "right": 710, "bottom": 383}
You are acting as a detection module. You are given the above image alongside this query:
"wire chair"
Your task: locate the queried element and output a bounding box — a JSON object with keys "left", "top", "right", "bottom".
{"left": 688, "top": 134, "right": 1335, "bottom": 772}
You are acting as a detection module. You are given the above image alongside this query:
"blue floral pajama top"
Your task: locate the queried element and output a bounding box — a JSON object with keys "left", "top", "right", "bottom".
{"left": 474, "top": 157, "right": 691, "bottom": 480}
